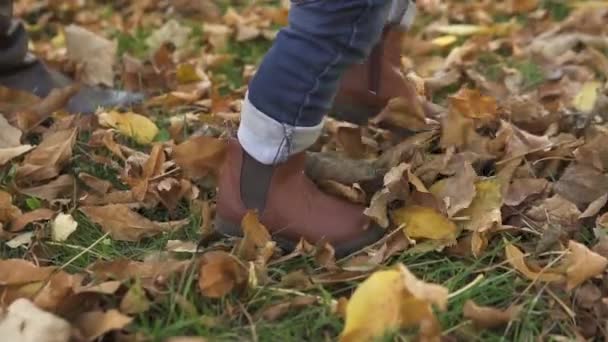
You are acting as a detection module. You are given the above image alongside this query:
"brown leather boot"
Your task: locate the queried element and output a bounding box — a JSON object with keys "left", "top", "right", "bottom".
{"left": 215, "top": 140, "right": 384, "bottom": 257}
{"left": 0, "top": 9, "right": 143, "bottom": 114}
{"left": 332, "top": 25, "right": 422, "bottom": 125}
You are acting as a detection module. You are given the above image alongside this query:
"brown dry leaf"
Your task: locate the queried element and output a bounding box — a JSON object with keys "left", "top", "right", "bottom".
{"left": 0, "top": 144, "right": 34, "bottom": 166}
{"left": 75, "top": 310, "right": 133, "bottom": 341}
{"left": 580, "top": 193, "right": 608, "bottom": 218}
{"left": 80, "top": 204, "right": 185, "bottom": 241}
{"left": 510, "top": 0, "right": 539, "bottom": 13}
{"left": 318, "top": 180, "right": 366, "bottom": 204}
{"left": 429, "top": 160, "right": 476, "bottom": 216}
{"left": 172, "top": 0, "right": 221, "bottom": 21}
{"left": 78, "top": 173, "right": 113, "bottom": 194}
{"left": 364, "top": 189, "right": 392, "bottom": 228}
{"left": 236, "top": 211, "right": 273, "bottom": 262}
{"left": 457, "top": 179, "right": 502, "bottom": 234}
{"left": 392, "top": 205, "right": 458, "bottom": 242}
{"left": 120, "top": 282, "right": 151, "bottom": 315}
{"left": 449, "top": 88, "right": 498, "bottom": 121}
{"left": 564, "top": 240, "right": 608, "bottom": 290}
{"left": 16, "top": 128, "right": 77, "bottom": 183}
{"left": 198, "top": 251, "right": 248, "bottom": 298}
{"left": 0, "top": 259, "right": 56, "bottom": 285}
{"left": 87, "top": 259, "right": 190, "bottom": 282}
{"left": 65, "top": 24, "right": 117, "bottom": 87}
{"left": 279, "top": 270, "right": 314, "bottom": 290}
{"left": 14, "top": 85, "right": 80, "bottom": 131}
{"left": 526, "top": 195, "right": 581, "bottom": 228}
{"left": 504, "top": 243, "right": 565, "bottom": 283}
{"left": 255, "top": 296, "right": 318, "bottom": 321}
{"left": 554, "top": 163, "right": 608, "bottom": 207}
{"left": 0, "top": 191, "right": 23, "bottom": 224}
{"left": 10, "top": 208, "right": 55, "bottom": 232}
{"left": 340, "top": 264, "right": 448, "bottom": 342}
{"left": 131, "top": 143, "right": 165, "bottom": 201}
{"left": 19, "top": 174, "right": 75, "bottom": 201}
{"left": 504, "top": 178, "right": 548, "bottom": 207}
{"left": 173, "top": 136, "right": 227, "bottom": 179}
{"left": 335, "top": 125, "right": 366, "bottom": 159}
{"left": 462, "top": 300, "right": 521, "bottom": 329}
{"left": 373, "top": 96, "right": 431, "bottom": 131}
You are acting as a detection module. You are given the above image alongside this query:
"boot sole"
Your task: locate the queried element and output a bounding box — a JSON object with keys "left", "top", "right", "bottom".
{"left": 214, "top": 215, "right": 384, "bottom": 259}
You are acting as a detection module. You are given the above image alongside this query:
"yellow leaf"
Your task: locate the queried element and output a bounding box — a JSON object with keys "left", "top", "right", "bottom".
{"left": 434, "top": 24, "right": 490, "bottom": 36}
{"left": 393, "top": 205, "right": 458, "bottom": 241}
{"left": 431, "top": 35, "right": 458, "bottom": 47}
{"left": 457, "top": 179, "right": 502, "bottom": 233}
{"left": 565, "top": 240, "right": 608, "bottom": 290}
{"left": 504, "top": 243, "right": 565, "bottom": 283}
{"left": 198, "top": 251, "right": 248, "bottom": 298}
{"left": 98, "top": 111, "right": 159, "bottom": 145}
{"left": 572, "top": 81, "right": 601, "bottom": 113}
{"left": 176, "top": 63, "right": 202, "bottom": 84}
{"left": 340, "top": 264, "right": 448, "bottom": 342}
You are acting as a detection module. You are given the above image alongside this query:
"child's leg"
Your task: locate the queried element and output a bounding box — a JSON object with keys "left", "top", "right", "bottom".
{"left": 239, "top": 0, "right": 392, "bottom": 164}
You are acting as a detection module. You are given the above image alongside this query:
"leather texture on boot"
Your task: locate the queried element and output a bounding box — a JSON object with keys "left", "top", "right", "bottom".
{"left": 216, "top": 140, "right": 384, "bottom": 257}
{"left": 332, "top": 26, "right": 419, "bottom": 124}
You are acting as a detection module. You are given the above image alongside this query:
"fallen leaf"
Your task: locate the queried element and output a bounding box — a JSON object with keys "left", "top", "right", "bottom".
{"left": 393, "top": 205, "right": 458, "bottom": 241}
{"left": 198, "top": 251, "right": 248, "bottom": 298}
{"left": 16, "top": 128, "right": 77, "bottom": 183}
{"left": 10, "top": 208, "right": 55, "bottom": 232}
{"left": 173, "top": 136, "right": 227, "bottom": 179}
{"left": 0, "top": 145, "right": 35, "bottom": 166}
{"left": 462, "top": 300, "right": 521, "bottom": 329}
{"left": 0, "top": 114, "right": 23, "bottom": 148}
{"left": 14, "top": 85, "right": 80, "bottom": 131}
{"left": 340, "top": 264, "right": 448, "bottom": 342}
{"left": 504, "top": 243, "right": 565, "bottom": 283}
{"left": 554, "top": 163, "right": 608, "bottom": 207}
{"left": 457, "top": 179, "right": 502, "bottom": 233}
{"left": 504, "top": 178, "right": 548, "bottom": 206}
{"left": 580, "top": 193, "right": 608, "bottom": 218}
{"left": 255, "top": 296, "right": 318, "bottom": 321}
{"left": 450, "top": 88, "right": 498, "bottom": 121}
{"left": 98, "top": 111, "right": 159, "bottom": 145}
{"left": 119, "top": 282, "right": 151, "bottom": 314}
{"left": 75, "top": 309, "right": 133, "bottom": 341}
{"left": 87, "top": 259, "right": 190, "bottom": 282}
{"left": 565, "top": 240, "right": 608, "bottom": 290}
{"left": 146, "top": 19, "right": 192, "bottom": 50}
{"left": 0, "top": 298, "right": 71, "bottom": 342}
{"left": 526, "top": 195, "right": 581, "bottom": 228}
{"left": 364, "top": 189, "right": 391, "bottom": 228}
{"left": 433, "top": 24, "right": 490, "bottom": 36}
{"left": 318, "top": 180, "right": 366, "bottom": 204}
{"left": 0, "top": 191, "right": 22, "bottom": 224}
{"left": 572, "top": 81, "right": 601, "bottom": 113}
{"left": 80, "top": 204, "right": 185, "bottom": 241}
{"left": 429, "top": 160, "right": 477, "bottom": 216}
{"left": 51, "top": 213, "right": 78, "bottom": 242}
{"left": 65, "top": 24, "right": 117, "bottom": 87}
{"left": 236, "top": 211, "right": 273, "bottom": 262}
{"left": 0, "top": 259, "right": 56, "bottom": 285}
{"left": 510, "top": 0, "right": 539, "bottom": 13}
{"left": 5, "top": 232, "right": 34, "bottom": 249}
{"left": 165, "top": 240, "right": 198, "bottom": 253}
{"left": 78, "top": 173, "right": 113, "bottom": 194}
{"left": 19, "top": 175, "right": 75, "bottom": 201}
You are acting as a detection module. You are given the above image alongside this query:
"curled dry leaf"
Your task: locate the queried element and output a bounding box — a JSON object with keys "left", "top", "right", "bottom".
{"left": 318, "top": 180, "right": 366, "bottom": 204}
{"left": 0, "top": 298, "right": 71, "bottom": 342}
{"left": 65, "top": 24, "right": 117, "bottom": 87}
{"left": 0, "top": 191, "right": 22, "bottom": 224}
{"left": 10, "top": 208, "right": 55, "bottom": 232}
{"left": 565, "top": 240, "right": 608, "bottom": 290}
{"left": 16, "top": 128, "right": 77, "bottom": 183}
{"left": 504, "top": 243, "right": 565, "bottom": 283}
{"left": 80, "top": 204, "right": 186, "bottom": 241}
{"left": 392, "top": 205, "right": 458, "bottom": 242}
{"left": 173, "top": 136, "right": 227, "bottom": 179}
{"left": 462, "top": 300, "right": 521, "bottom": 329}
{"left": 579, "top": 193, "right": 608, "bottom": 219}
{"left": 75, "top": 309, "right": 133, "bottom": 341}
{"left": 429, "top": 159, "right": 476, "bottom": 216}
{"left": 198, "top": 251, "right": 248, "bottom": 298}
{"left": 340, "top": 264, "right": 448, "bottom": 342}
{"left": 98, "top": 111, "right": 159, "bottom": 145}
{"left": 51, "top": 213, "right": 78, "bottom": 242}
{"left": 255, "top": 296, "right": 318, "bottom": 321}
{"left": 236, "top": 211, "right": 273, "bottom": 262}
{"left": 457, "top": 179, "right": 502, "bottom": 234}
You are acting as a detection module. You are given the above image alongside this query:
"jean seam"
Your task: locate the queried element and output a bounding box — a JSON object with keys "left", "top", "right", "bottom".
{"left": 291, "top": 0, "right": 374, "bottom": 138}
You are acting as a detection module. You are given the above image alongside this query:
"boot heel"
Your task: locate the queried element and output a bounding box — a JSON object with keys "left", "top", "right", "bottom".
{"left": 214, "top": 216, "right": 243, "bottom": 237}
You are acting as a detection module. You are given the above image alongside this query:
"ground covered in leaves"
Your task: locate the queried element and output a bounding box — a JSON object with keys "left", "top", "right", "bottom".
{"left": 1, "top": 0, "right": 608, "bottom": 341}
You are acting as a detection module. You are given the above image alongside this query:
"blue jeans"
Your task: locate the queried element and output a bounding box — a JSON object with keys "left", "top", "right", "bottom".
{"left": 249, "top": 0, "right": 391, "bottom": 127}
{"left": 238, "top": 0, "right": 412, "bottom": 164}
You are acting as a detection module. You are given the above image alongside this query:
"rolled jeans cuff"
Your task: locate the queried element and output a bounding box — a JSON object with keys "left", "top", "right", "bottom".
{"left": 238, "top": 93, "right": 323, "bottom": 165}
{"left": 387, "top": 0, "right": 417, "bottom": 31}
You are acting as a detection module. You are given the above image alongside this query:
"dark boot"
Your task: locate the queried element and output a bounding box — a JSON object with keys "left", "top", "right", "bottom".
{"left": 0, "top": 9, "right": 143, "bottom": 114}
{"left": 332, "top": 26, "right": 422, "bottom": 125}
{"left": 215, "top": 140, "right": 384, "bottom": 257}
